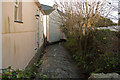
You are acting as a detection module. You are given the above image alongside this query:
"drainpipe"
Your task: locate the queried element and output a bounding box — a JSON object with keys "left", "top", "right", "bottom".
{"left": 37, "top": 14, "right": 40, "bottom": 48}
{"left": 35, "top": 9, "right": 40, "bottom": 50}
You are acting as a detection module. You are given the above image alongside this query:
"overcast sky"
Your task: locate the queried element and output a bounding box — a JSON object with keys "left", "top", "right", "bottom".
{"left": 107, "top": 0, "right": 118, "bottom": 23}
{"left": 39, "top": 0, "right": 119, "bottom": 23}
{"left": 39, "top": 0, "right": 54, "bottom": 6}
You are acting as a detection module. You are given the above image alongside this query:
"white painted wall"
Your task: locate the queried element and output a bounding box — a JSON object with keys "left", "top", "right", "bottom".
{"left": 46, "top": 15, "right": 49, "bottom": 41}
{"left": 0, "top": 1, "right": 2, "bottom": 70}
{"left": 49, "top": 10, "right": 61, "bottom": 43}
{"left": 38, "top": 11, "right": 44, "bottom": 48}
{"left": 43, "top": 15, "right": 46, "bottom": 37}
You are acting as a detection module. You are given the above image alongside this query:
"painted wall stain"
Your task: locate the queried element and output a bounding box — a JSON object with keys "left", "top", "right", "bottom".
{"left": 8, "top": 16, "right": 10, "bottom": 33}
{"left": 4, "top": 16, "right": 11, "bottom": 33}
{"left": 14, "top": 41, "right": 17, "bottom": 55}
{"left": 4, "top": 20, "right": 7, "bottom": 33}
{"left": 6, "top": 36, "right": 10, "bottom": 55}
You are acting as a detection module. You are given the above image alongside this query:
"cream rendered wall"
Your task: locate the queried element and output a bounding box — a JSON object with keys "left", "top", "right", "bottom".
{"left": 2, "top": 1, "right": 41, "bottom": 69}
{"left": 0, "top": 1, "right": 2, "bottom": 70}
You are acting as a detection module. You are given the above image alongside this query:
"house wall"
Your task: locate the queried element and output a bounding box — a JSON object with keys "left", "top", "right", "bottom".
{"left": 0, "top": 1, "right": 2, "bottom": 70}
{"left": 2, "top": 1, "right": 43, "bottom": 69}
{"left": 43, "top": 15, "right": 47, "bottom": 38}
{"left": 38, "top": 11, "right": 44, "bottom": 47}
{"left": 46, "top": 15, "right": 49, "bottom": 41}
{"left": 49, "top": 10, "right": 61, "bottom": 43}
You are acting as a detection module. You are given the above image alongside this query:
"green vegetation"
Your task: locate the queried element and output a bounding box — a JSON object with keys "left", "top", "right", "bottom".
{"left": 64, "top": 29, "right": 120, "bottom": 75}
{"left": 2, "top": 66, "right": 32, "bottom": 79}
{"left": 0, "top": 60, "right": 49, "bottom": 79}
{"left": 95, "top": 17, "right": 117, "bottom": 27}
{"left": 59, "top": 1, "right": 120, "bottom": 76}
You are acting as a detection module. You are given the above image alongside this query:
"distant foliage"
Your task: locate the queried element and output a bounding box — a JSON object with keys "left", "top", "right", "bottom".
{"left": 95, "top": 17, "right": 117, "bottom": 27}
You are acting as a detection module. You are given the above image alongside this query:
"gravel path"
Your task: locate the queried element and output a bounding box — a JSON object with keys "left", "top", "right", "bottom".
{"left": 37, "top": 43, "right": 86, "bottom": 79}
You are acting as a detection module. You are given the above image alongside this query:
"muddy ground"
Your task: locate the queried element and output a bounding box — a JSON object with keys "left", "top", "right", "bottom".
{"left": 36, "top": 43, "right": 87, "bottom": 79}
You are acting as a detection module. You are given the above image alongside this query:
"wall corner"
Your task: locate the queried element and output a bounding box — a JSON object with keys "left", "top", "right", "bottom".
{"left": 0, "top": 0, "right": 2, "bottom": 70}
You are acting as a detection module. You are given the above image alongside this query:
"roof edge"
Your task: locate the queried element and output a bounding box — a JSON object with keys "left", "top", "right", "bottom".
{"left": 34, "top": 0, "right": 41, "bottom": 9}
{"left": 34, "top": 0, "right": 45, "bottom": 15}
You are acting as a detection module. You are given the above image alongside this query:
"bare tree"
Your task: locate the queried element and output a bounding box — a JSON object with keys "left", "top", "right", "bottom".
{"left": 55, "top": 0, "right": 114, "bottom": 54}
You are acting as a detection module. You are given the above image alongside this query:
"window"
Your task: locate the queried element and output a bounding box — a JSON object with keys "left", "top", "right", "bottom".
{"left": 14, "top": 0, "right": 22, "bottom": 22}
{"left": 14, "top": 0, "right": 18, "bottom": 21}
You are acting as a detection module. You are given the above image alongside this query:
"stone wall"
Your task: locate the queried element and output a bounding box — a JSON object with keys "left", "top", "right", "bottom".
{"left": 88, "top": 73, "right": 120, "bottom": 80}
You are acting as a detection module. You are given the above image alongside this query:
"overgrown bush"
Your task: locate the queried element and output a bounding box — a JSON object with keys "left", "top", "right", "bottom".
{"left": 64, "top": 29, "right": 120, "bottom": 75}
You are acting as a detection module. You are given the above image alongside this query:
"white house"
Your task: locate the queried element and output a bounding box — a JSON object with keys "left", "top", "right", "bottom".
{"left": 41, "top": 4, "right": 63, "bottom": 43}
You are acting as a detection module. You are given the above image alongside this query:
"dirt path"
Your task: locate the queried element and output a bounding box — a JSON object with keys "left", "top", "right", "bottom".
{"left": 37, "top": 43, "right": 86, "bottom": 79}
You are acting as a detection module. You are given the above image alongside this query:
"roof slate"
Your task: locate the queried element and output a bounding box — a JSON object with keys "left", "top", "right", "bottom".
{"left": 41, "top": 4, "right": 62, "bottom": 15}
{"left": 41, "top": 4, "right": 53, "bottom": 10}
{"left": 41, "top": 4, "right": 54, "bottom": 15}
{"left": 43, "top": 9, "right": 55, "bottom": 15}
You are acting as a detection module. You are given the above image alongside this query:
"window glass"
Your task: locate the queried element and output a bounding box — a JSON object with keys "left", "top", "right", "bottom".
{"left": 14, "top": 0, "right": 22, "bottom": 21}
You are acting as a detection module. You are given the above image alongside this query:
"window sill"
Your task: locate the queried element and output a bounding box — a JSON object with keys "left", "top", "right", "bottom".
{"left": 14, "top": 21, "right": 23, "bottom": 23}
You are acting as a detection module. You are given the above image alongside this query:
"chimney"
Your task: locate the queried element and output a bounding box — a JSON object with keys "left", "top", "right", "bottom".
{"left": 53, "top": 4, "right": 58, "bottom": 10}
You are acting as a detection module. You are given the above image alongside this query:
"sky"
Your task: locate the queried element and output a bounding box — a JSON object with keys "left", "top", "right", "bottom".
{"left": 39, "top": 0, "right": 119, "bottom": 23}
{"left": 107, "top": 0, "right": 119, "bottom": 23}
{"left": 38, "top": 0, "right": 54, "bottom": 6}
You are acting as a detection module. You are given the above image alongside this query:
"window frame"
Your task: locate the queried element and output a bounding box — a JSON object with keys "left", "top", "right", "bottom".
{"left": 14, "top": 0, "right": 23, "bottom": 23}
{"left": 14, "top": 0, "right": 19, "bottom": 21}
